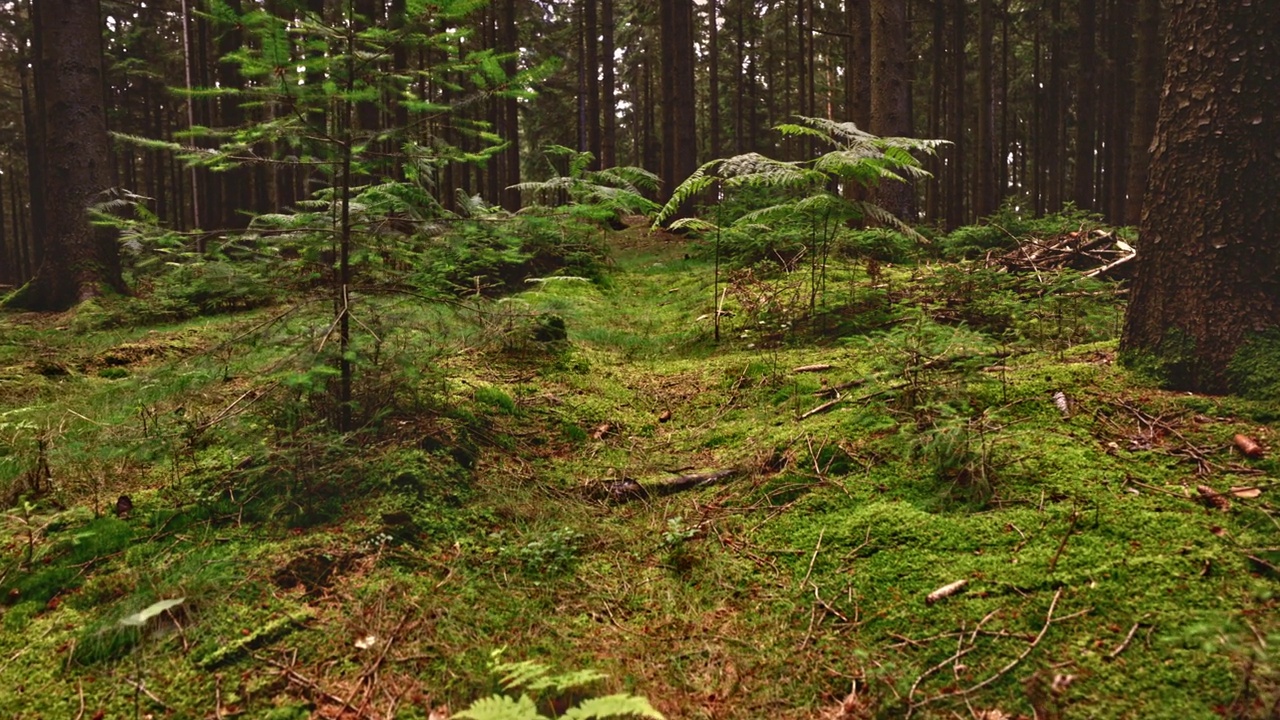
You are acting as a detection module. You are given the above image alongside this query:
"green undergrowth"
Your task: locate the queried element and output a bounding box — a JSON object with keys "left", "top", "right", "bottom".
{"left": 0, "top": 223, "right": 1277, "bottom": 719}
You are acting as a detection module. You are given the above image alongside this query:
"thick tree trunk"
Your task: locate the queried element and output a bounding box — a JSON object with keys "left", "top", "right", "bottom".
{"left": 601, "top": 0, "right": 616, "bottom": 168}
{"left": 707, "top": 0, "right": 720, "bottom": 159}
{"left": 660, "top": 0, "right": 697, "bottom": 208}
{"left": 1120, "top": 1, "right": 1280, "bottom": 396}
{"left": 1072, "top": 0, "right": 1097, "bottom": 210}
{"left": 18, "top": 0, "right": 124, "bottom": 309}
{"left": 584, "top": 0, "right": 600, "bottom": 167}
{"left": 945, "top": 0, "right": 965, "bottom": 227}
{"left": 1124, "top": 0, "right": 1162, "bottom": 226}
{"left": 869, "top": 0, "right": 913, "bottom": 220}
{"left": 976, "top": 0, "right": 996, "bottom": 218}
{"left": 501, "top": 0, "right": 521, "bottom": 210}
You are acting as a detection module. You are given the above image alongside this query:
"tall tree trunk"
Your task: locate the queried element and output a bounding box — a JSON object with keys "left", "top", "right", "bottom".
{"left": 946, "top": 0, "right": 965, "bottom": 227}
{"left": 584, "top": 0, "right": 600, "bottom": 167}
{"left": 660, "top": 0, "right": 697, "bottom": 211}
{"left": 601, "top": 0, "right": 616, "bottom": 168}
{"left": 18, "top": 51, "right": 45, "bottom": 276}
{"left": 1045, "top": 0, "right": 1064, "bottom": 211}
{"left": 870, "top": 0, "right": 913, "bottom": 219}
{"left": 926, "top": 0, "right": 944, "bottom": 222}
{"left": 1120, "top": 0, "right": 1280, "bottom": 396}
{"left": 501, "top": 0, "right": 521, "bottom": 210}
{"left": 707, "top": 0, "right": 720, "bottom": 159}
{"left": 1072, "top": 0, "right": 1097, "bottom": 209}
{"left": 1124, "top": 0, "right": 1162, "bottom": 226}
{"left": 19, "top": 0, "right": 124, "bottom": 309}
{"left": 735, "top": 0, "right": 746, "bottom": 152}
{"left": 976, "top": 0, "right": 996, "bottom": 218}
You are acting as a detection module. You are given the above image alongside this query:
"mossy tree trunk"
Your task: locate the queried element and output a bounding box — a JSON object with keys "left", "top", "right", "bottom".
{"left": 16, "top": 0, "right": 124, "bottom": 310}
{"left": 1120, "top": 0, "right": 1280, "bottom": 395}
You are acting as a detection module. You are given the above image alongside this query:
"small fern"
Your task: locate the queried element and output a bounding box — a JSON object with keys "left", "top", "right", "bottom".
{"left": 454, "top": 651, "right": 664, "bottom": 720}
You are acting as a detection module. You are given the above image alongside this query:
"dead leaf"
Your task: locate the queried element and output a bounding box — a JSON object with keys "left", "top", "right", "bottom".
{"left": 591, "top": 423, "right": 611, "bottom": 440}
{"left": 658, "top": 410, "right": 672, "bottom": 423}
{"left": 1229, "top": 486, "right": 1262, "bottom": 499}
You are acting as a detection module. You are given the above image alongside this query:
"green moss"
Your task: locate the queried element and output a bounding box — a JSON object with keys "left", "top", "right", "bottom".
{"left": 1227, "top": 329, "right": 1280, "bottom": 401}
{"left": 1120, "top": 326, "right": 1198, "bottom": 388}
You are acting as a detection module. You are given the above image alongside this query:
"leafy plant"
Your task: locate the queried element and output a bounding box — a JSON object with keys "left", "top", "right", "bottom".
{"left": 512, "top": 145, "right": 660, "bottom": 223}
{"left": 656, "top": 117, "right": 945, "bottom": 315}
{"left": 453, "top": 650, "right": 664, "bottom": 720}
{"left": 495, "top": 527, "right": 584, "bottom": 577}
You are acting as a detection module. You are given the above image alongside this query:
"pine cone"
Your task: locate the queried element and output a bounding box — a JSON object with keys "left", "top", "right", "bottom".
{"left": 1196, "top": 485, "right": 1231, "bottom": 512}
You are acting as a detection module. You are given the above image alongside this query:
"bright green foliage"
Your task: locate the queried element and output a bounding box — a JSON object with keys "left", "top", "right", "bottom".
{"left": 453, "top": 652, "right": 664, "bottom": 720}
{"left": 512, "top": 145, "right": 660, "bottom": 220}
{"left": 656, "top": 117, "right": 944, "bottom": 313}
{"left": 938, "top": 201, "right": 1123, "bottom": 260}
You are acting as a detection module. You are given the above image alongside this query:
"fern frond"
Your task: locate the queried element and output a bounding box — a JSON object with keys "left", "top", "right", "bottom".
{"left": 525, "top": 668, "right": 609, "bottom": 693}
{"left": 774, "top": 122, "right": 837, "bottom": 146}
{"left": 853, "top": 200, "right": 930, "bottom": 245}
{"left": 668, "top": 218, "right": 719, "bottom": 233}
{"left": 593, "top": 166, "right": 660, "bottom": 192}
{"left": 451, "top": 693, "right": 547, "bottom": 720}
{"left": 561, "top": 694, "right": 665, "bottom": 720}
{"left": 732, "top": 201, "right": 797, "bottom": 227}
{"left": 494, "top": 659, "right": 552, "bottom": 691}
{"left": 652, "top": 160, "right": 720, "bottom": 227}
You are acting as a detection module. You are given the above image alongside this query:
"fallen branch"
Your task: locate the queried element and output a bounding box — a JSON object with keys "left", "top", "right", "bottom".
{"left": 594, "top": 467, "right": 744, "bottom": 503}
{"left": 1106, "top": 621, "right": 1143, "bottom": 661}
{"left": 793, "top": 363, "right": 835, "bottom": 373}
{"left": 912, "top": 587, "right": 1065, "bottom": 711}
{"left": 798, "top": 382, "right": 907, "bottom": 420}
{"left": 123, "top": 679, "right": 169, "bottom": 711}
{"left": 925, "top": 579, "right": 968, "bottom": 605}
{"left": 800, "top": 528, "right": 825, "bottom": 588}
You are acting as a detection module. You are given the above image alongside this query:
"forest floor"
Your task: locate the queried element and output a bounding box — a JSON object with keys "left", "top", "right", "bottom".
{"left": 0, "top": 223, "right": 1278, "bottom": 720}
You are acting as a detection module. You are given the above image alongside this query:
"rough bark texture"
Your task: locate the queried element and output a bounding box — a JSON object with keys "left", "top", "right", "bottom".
{"left": 870, "top": 0, "right": 913, "bottom": 219}
{"left": 1124, "top": 0, "right": 1162, "bottom": 226}
{"left": 600, "top": 0, "right": 616, "bottom": 168}
{"left": 1071, "top": 0, "right": 1096, "bottom": 210}
{"left": 23, "top": 0, "right": 123, "bottom": 309}
{"left": 660, "top": 0, "right": 697, "bottom": 207}
{"left": 976, "top": 0, "right": 996, "bottom": 218}
{"left": 1120, "top": 0, "right": 1280, "bottom": 395}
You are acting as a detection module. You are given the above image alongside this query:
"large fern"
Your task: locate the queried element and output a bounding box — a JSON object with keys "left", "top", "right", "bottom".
{"left": 652, "top": 117, "right": 945, "bottom": 316}
{"left": 653, "top": 116, "right": 944, "bottom": 231}
{"left": 453, "top": 652, "right": 664, "bottom": 720}
{"left": 511, "top": 145, "right": 659, "bottom": 216}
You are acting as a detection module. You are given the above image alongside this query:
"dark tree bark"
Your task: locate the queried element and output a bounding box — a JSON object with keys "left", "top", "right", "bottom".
{"left": 1124, "top": 0, "right": 1162, "bottom": 226}
{"left": 584, "top": 0, "right": 600, "bottom": 167}
{"left": 870, "top": 0, "right": 913, "bottom": 219}
{"left": 1121, "top": 1, "right": 1280, "bottom": 395}
{"left": 17, "top": 0, "right": 124, "bottom": 309}
{"left": 660, "top": 0, "right": 697, "bottom": 207}
{"left": 976, "top": 0, "right": 996, "bottom": 218}
{"left": 1072, "top": 0, "right": 1097, "bottom": 209}
{"left": 1101, "top": 0, "right": 1133, "bottom": 222}
{"left": 707, "top": 0, "right": 720, "bottom": 159}
{"left": 501, "top": 0, "right": 521, "bottom": 210}
{"left": 601, "top": 0, "right": 616, "bottom": 168}
{"left": 1045, "top": 0, "right": 1064, "bottom": 211}
{"left": 946, "top": 0, "right": 965, "bottom": 227}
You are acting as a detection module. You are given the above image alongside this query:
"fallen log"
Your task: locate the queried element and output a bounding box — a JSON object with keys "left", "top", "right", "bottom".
{"left": 593, "top": 467, "right": 744, "bottom": 504}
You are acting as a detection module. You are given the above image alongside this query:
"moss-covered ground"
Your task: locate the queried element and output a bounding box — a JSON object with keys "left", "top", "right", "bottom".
{"left": 0, "top": 225, "right": 1277, "bottom": 719}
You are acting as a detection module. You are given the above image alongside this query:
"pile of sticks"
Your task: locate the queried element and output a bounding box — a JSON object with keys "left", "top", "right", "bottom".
{"left": 987, "top": 229, "right": 1136, "bottom": 280}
